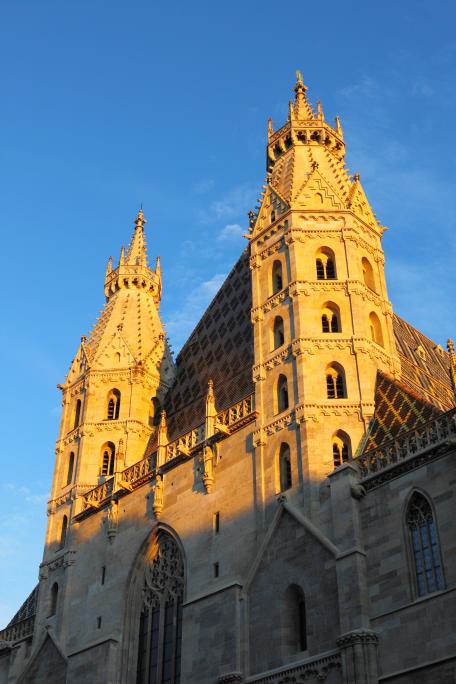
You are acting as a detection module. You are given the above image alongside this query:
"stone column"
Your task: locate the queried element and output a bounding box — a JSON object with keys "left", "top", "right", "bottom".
{"left": 328, "top": 462, "right": 379, "bottom": 683}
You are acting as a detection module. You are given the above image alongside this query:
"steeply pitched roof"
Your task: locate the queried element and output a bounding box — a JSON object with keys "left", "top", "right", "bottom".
{"left": 163, "top": 251, "right": 254, "bottom": 440}
{"left": 6, "top": 585, "right": 38, "bottom": 627}
{"left": 361, "top": 371, "right": 445, "bottom": 453}
{"left": 393, "top": 314, "right": 454, "bottom": 411}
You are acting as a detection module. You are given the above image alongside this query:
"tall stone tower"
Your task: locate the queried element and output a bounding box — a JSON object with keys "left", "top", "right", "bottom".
{"left": 250, "top": 72, "right": 401, "bottom": 518}
{"left": 46, "top": 210, "right": 174, "bottom": 554}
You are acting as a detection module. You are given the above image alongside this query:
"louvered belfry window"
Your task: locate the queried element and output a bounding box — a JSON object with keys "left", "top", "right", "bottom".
{"left": 136, "top": 532, "right": 184, "bottom": 684}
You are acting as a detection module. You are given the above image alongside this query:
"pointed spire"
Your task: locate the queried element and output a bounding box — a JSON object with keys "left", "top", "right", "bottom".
{"left": 155, "top": 256, "right": 161, "bottom": 276}
{"left": 293, "top": 70, "right": 314, "bottom": 120}
{"left": 267, "top": 117, "right": 274, "bottom": 141}
{"left": 126, "top": 209, "right": 148, "bottom": 267}
{"left": 119, "top": 246, "right": 125, "bottom": 266}
{"left": 317, "top": 100, "right": 325, "bottom": 121}
{"left": 105, "top": 256, "right": 113, "bottom": 277}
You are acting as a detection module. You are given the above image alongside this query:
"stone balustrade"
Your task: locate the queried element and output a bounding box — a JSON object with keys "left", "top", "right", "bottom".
{"left": 80, "top": 393, "right": 256, "bottom": 512}
{"left": 244, "top": 649, "right": 342, "bottom": 683}
{"left": 0, "top": 616, "right": 35, "bottom": 646}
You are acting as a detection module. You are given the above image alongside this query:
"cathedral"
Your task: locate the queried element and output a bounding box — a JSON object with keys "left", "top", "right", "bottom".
{"left": 1, "top": 74, "right": 456, "bottom": 684}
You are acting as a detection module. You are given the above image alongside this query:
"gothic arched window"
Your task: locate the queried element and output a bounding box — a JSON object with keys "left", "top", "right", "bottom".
{"left": 406, "top": 492, "right": 444, "bottom": 597}
{"left": 271, "top": 260, "right": 284, "bottom": 295}
{"left": 326, "top": 364, "right": 346, "bottom": 399}
{"left": 66, "top": 452, "right": 75, "bottom": 486}
{"left": 273, "top": 316, "right": 285, "bottom": 350}
{"left": 279, "top": 443, "right": 292, "bottom": 492}
{"left": 362, "top": 256, "right": 376, "bottom": 292}
{"left": 369, "top": 312, "right": 384, "bottom": 347}
{"left": 101, "top": 442, "right": 116, "bottom": 477}
{"left": 283, "top": 585, "right": 307, "bottom": 655}
{"left": 276, "top": 374, "right": 289, "bottom": 413}
{"left": 332, "top": 431, "right": 351, "bottom": 467}
{"left": 321, "top": 302, "right": 341, "bottom": 333}
{"left": 60, "top": 515, "right": 68, "bottom": 549}
{"left": 107, "top": 389, "right": 121, "bottom": 420}
{"left": 136, "top": 531, "right": 184, "bottom": 684}
{"left": 315, "top": 248, "right": 336, "bottom": 280}
{"left": 73, "top": 399, "right": 82, "bottom": 429}
{"left": 49, "top": 583, "right": 58, "bottom": 617}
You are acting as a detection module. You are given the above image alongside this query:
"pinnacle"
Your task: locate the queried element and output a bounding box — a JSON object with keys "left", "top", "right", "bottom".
{"left": 292, "top": 70, "right": 314, "bottom": 120}
{"left": 126, "top": 209, "right": 148, "bottom": 267}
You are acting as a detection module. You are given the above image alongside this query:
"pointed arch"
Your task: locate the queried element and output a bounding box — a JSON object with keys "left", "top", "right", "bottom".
{"left": 369, "top": 311, "right": 384, "bottom": 347}
{"left": 405, "top": 491, "right": 445, "bottom": 597}
{"left": 66, "top": 452, "right": 75, "bottom": 486}
{"left": 276, "top": 374, "right": 289, "bottom": 414}
{"left": 272, "top": 316, "right": 285, "bottom": 350}
{"left": 278, "top": 443, "right": 292, "bottom": 492}
{"left": 73, "top": 399, "right": 82, "bottom": 429}
{"left": 326, "top": 363, "right": 346, "bottom": 399}
{"left": 362, "top": 256, "right": 376, "bottom": 292}
{"left": 120, "top": 525, "right": 186, "bottom": 683}
{"left": 107, "top": 388, "right": 121, "bottom": 420}
{"left": 49, "top": 583, "right": 59, "bottom": 617}
{"left": 101, "top": 442, "right": 116, "bottom": 476}
{"left": 332, "top": 430, "right": 351, "bottom": 467}
{"left": 315, "top": 247, "right": 336, "bottom": 280}
{"left": 282, "top": 584, "right": 307, "bottom": 655}
{"left": 59, "top": 515, "right": 68, "bottom": 549}
{"left": 149, "top": 397, "right": 161, "bottom": 427}
{"left": 271, "top": 260, "right": 284, "bottom": 295}
{"left": 321, "top": 302, "right": 341, "bottom": 333}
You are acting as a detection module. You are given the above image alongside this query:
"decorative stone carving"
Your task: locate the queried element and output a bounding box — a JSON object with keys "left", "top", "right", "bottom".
{"left": 153, "top": 475, "right": 164, "bottom": 518}
{"left": 106, "top": 500, "right": 119, "bottom": 542}
{"left": 217, "top": 673, "right": 243, "bottom": 683}
{"left": 203, "top": 444, "right": 215, "bottom": 493}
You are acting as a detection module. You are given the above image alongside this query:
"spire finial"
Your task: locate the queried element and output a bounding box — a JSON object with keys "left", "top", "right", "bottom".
{"left": 447, "top": 338, "right": 455, "bottom": 354}
{"left": 293, "top": 70, "right": 313, "bottom": 120}
{"left": 127, "top": 209, "right": 148, "bottom": 266}
{"left": 267, "top": 117, "right": 274, "bottom": 141}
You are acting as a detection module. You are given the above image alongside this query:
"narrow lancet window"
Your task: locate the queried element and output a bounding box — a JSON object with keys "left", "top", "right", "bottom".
{"left": 279, "top": 443, "right": 292, "bottom": 492}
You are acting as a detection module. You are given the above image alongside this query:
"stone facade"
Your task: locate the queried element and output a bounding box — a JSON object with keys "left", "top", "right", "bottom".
{"left": 1, "top": 74, "right": 456, "bottom": 684}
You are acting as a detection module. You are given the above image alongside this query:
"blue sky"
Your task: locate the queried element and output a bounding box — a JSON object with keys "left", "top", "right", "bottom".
{"left": 0, "top": 0, "right": 455, "bottom": 625}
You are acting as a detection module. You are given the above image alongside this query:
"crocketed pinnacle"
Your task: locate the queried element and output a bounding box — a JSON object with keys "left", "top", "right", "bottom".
{"left": 126, "top": 209, "right": 148, "bottom": 267}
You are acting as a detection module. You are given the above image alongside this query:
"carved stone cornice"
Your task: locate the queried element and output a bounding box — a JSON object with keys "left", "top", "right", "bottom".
{"left": 254, "top": 409, "right": 295, "bottom": 440}
{"left": 253, "top": 346, "right": 292, "bottom": 379}
{"left": 295, "top": 401, "right": 372, "bottom": 424}
{"left": 292, "top": 337, "right": 353, "bottom": 357}
{"left": 252, "top": 287, "right": 290, "bottom": 317}
{"left": 249, "top": 237, "right": 284, "bottom": 269}
{"left": 39, "top": 549, "right": 76, "bottom": 579}
{"left": 81, "top": 418, "right": 152, "bottom": 440}
{"left": 336, "top": 629, "right": 378, "bottom": 648}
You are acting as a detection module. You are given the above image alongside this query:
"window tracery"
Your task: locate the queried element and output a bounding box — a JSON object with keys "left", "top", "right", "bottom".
{"left": 406, "top": 492, "right": 444, "bottom": 597}
{"left": 136, "top": 532, "right": 184, "bottom": 684}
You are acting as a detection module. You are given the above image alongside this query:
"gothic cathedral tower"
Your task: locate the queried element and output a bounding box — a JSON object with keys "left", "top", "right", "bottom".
{"left": 250, "top": 72, "right": 401, "bottom": 518}
{"left": 46, "top": 211, "right": 174, "bottom": 554}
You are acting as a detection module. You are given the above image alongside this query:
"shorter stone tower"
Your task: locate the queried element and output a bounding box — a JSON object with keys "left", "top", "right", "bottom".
{"left": 46, "top": 210, "right": 175, "bottom": 555}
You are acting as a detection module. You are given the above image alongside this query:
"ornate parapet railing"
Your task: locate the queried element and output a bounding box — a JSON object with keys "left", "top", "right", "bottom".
{"left": 167, "top": 424, "right": 205, "bottom": 460}
{"left": 355, "top": 407, "right": 456, "bottom": 489}
{"left": 217, "top": 394, "right": 255, "bottom": 431}
{"left": 244, "top": 649, "right": 342, "bottom": 683}
{"left": 79, "top": 393, "right": 256, "bottom": 513}
{"left": 0, "top": 616, "right": 35, "bottom": 647}
{"left": 84, "top": 477, "right": 114, "bottom": 509}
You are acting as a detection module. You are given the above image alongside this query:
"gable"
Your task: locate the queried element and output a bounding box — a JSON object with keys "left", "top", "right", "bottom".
{"left": 19, "top": 634, "right": 67, "bottom": 684}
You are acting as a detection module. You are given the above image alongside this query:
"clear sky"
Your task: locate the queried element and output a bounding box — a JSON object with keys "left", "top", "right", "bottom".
{"left": 0, "top": 0, "right": 455, "bottom": 625}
